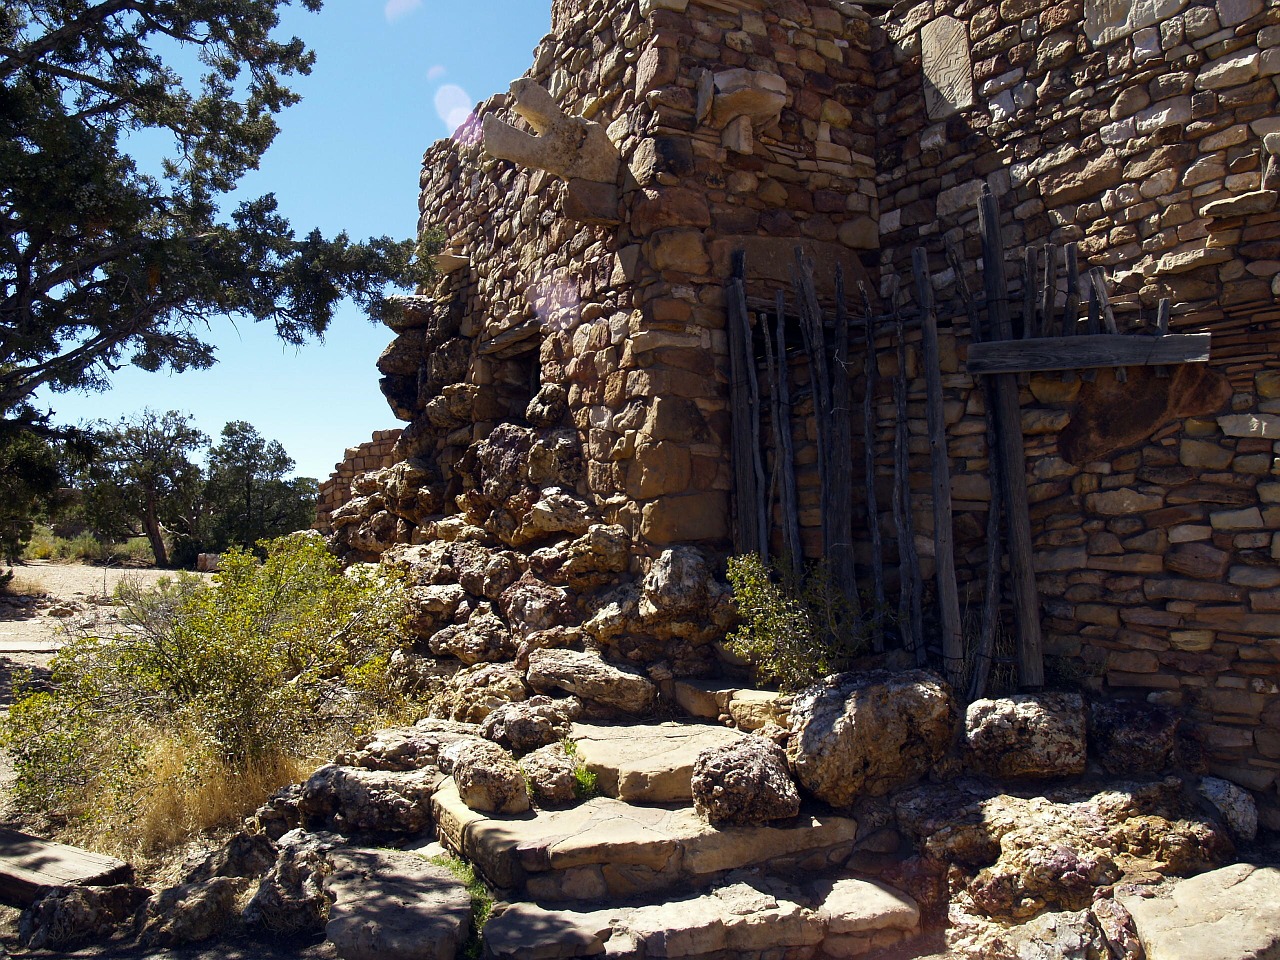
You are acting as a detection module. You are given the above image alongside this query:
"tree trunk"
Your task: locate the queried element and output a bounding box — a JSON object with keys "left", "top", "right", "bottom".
{"left": 142, "top": 492, "right": 169, "bottom": 567}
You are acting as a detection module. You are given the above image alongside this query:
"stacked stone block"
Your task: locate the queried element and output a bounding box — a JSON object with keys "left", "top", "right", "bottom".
{"left": 315, "top": 429, "right": 403, "bottom": 534}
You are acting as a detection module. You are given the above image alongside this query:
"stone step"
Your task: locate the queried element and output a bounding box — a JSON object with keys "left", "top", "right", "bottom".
{"left": 570, "top": 721, "right": 748, "bottom": 804}
{"left": 431, "top": 778, "right": 861, "bottom": 902}
{"left": 482, "top": 868, "right": 922, "bottom": 960}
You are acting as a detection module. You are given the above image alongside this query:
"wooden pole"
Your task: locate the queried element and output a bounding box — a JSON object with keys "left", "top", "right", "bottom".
{"left": 978, "top": 186, "right": 1044, "bottom": 688}
{"left": 775, "top": 291, "right": 802, "bottom": 574}
{"left": 794, "top": 249, "right": 830, "bottom": 520}
{"left": 861, "top": 283, "right": 887, "bottom": 653}
{"left": 1022, "top": 245, "right": 1039, "bottom": 338}
{"left": 829, "top": 266, "right": 860, "bottom": 622}
{"left": 914, "top": 249, "right": 964, "bottom": 688}
{"left": 1090, "top": 267, "right": 1125, "bottom": 382}
{"left": 727, "top": 253, "right": 766, "bottom": 558}
{"left": 1155, "top": 297, "right": 1172, "bottom": 379}
{"left": 1040, "top": 243, "right": 1059, "bottom": 337}
{"left": 891, "top": 280, "right": 924, "bottom": 664}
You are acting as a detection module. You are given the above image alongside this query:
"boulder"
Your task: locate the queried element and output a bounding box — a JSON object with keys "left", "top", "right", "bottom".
{"left": 529, "top": 524, "right": 630, "bottom": 590}
{"left": 520, "top": 742, "right": 581, "bottom": 806}
{"left": 182, "top": 831, "right": 278, "bottom": 884}
{"left": 324, "top": 848, "right": 472, "bottom": 960}
{"left": 509, "top": 487, "right": 595, "bottom": 547}
{"left": 1091, "top": 898, "right": 1142, "bottom": 960}
{"left": 142, "top": 877, "right": 244, "bottom": 947}
{"left": 299, "top": 764, "right": 442, "bottom": 835}
{"left": 1090, "top": 699, "right": 1180, "bottom": 775}
{"left": 787, "top": 670, "right": 955, "bottom": 805}
{"left": 499, "top": 574, "right": 578, "bottom": 640}
{"left": 243, "top": 830, "right": 343, "bottom": 937}
{"left": 691, "top": 736, "right": 801, "bottom": 826}
{"left": 640, "top": 546, "right": 712, "bottom": 619}
{"left": 989, "top": 909, "right": 1108, "bottom": 960}
{"left": 248, "top": 783, "right": 303, "bottom": 841}
{"left": 428, "top": 602, "right": 516, "bottom": 664}
{"left": 1198, "top": 776, "right": 1258, "bottom": 842}
{"left": 19, "top": 884, "right": 150, "bottom": 951}
{"left": 452, "top": 740, "right": 531, "bottom": 814}
{"left": 527, "top": 648, "right": 658, "bottom": 714}
{"left": 479, "top": 695, "right": 582, "bottom": 754}
{"left": 964, "top": 693, "right": 1087, "bottom": 779}
{"left": 336, "top": 719, "right": 484, "bottom": 772}
{"left": 896, "top": 777, "right": 1233, "bottom": 922}
{"left": 433, "top": 661, "right": 529, "bottom": 723}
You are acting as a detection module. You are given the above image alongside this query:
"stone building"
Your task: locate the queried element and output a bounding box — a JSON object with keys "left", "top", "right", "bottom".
{"left": 325, "top": 0, "right": 1280, "bottom": 823}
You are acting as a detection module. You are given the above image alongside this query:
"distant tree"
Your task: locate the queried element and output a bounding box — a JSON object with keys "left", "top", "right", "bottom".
{"left": 81, "top": 410, "right": 208, "bottom": 567}
{"left": 204, "top": 421, "right": 316, "bottom": 550}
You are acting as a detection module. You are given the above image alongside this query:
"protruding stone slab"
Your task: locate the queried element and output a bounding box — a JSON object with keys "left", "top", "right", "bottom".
{"left": 324, "top": 848, "right": 472, "bottom": 960}
{"left": 1117, "top": 864, "right": 1280, "bottom": 960}
{"left": 431, "top": 779, "right": 858, "bottom": 899}
{"left": 572, "top": 722, "right": 748, "bottom": 803}
{"left": 922, "top": 16, "right": 975, "bottom": 120}
{"left": 483, "top": 902, "right": 614, "bottom": 959}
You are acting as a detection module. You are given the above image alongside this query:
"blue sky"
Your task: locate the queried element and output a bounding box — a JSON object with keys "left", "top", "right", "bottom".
{"left": 35, "top": 1, "right": 551, "bottom": 480}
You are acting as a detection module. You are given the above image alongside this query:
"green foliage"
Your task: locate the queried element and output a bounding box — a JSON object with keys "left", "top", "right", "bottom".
{"left": 80, "top": 410, "right": 208, "bottom": 567}
{"left": 0, "top": 421, "right": 59, "bottom": 562}
{"left": 0, "top": 1, "right": 434, "bottom": 416}
{"left": 203, "top": 421, "right": 317, "bottom": 552}
{"left": 560, "top": 739, "right": 599, "bottom": 800}
{"left": 2, "top": 532, "right": 409, "bottom": 847}
{"left": 725, "top": 553, "right": 867, "bottom": 692}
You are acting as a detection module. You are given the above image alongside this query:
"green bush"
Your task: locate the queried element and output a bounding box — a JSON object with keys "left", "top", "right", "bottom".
{"left": 2, "top": 532, "right": 410, "bottom": 854}
{"left": 725, "top": 554, "right": 867, "bottom": 692}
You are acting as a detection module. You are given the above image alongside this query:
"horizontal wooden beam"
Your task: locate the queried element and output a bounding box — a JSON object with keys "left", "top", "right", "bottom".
{"left": 966, "top": 332, "right": 1211, "bottom": 375}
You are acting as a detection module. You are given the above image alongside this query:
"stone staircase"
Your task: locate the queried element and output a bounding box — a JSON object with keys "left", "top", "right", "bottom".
{"left": 429, "top": 718, "right": 925, "bottom": 959}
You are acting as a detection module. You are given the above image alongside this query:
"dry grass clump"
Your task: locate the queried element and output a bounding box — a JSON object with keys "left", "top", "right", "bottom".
{"left": 2, "top": 533, "right": 413, "bottom": 858}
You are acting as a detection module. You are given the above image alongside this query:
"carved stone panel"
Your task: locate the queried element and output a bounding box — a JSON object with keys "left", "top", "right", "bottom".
{"left": 1084, "top": 0, "right": 1191, "bottom": 47}
{"left": 921, "top": 16, "right": 975, "bottom": 121}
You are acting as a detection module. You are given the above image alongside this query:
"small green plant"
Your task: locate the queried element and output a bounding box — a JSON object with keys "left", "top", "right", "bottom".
{"left": 560, "top": 739, "right": 599, "bottom": 800}
{"left": 725, "top": 554, "right": 867, "bottom": 692}
{"left": 427, "top": 852, "right": 493, "bottom": 960}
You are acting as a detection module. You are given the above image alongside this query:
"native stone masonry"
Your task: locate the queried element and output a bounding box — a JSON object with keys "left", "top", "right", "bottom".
{"left": 326, "top": 0, "right": 1280, "bottom": 829}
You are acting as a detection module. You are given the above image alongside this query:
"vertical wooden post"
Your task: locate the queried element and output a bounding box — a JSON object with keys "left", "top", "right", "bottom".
{"left": 1089, "top": 268, "right": 1125, "bottom": 383}
{"left": 1040, "top": 243, "right": 1059, "bottom": 337}
{"left": 1155, "top": 298, "right": 1172, "bottom": 379}
{"left": 891, "top": 281, "right": 924, "bottom": 664}
{"left": 861, "top": 284, "right": 886, "bottom": 653}
{"left": 726, "top": 252, "right": 767, "bottom": 558}
{"left": 913, "top": 249, "right": 964, "bottom": 688}
{"left": 978, "top": 186, "right": 1044, "bottom": 689}
{"left": 829, "top": 267, "right": 860, "bottom": 621}
{"left": 774, "top": 291, "right": 802, "bottom": 573}
{"left": 948, "top": 239, "right": 1005, "bottom": 698}
{"left": 1022, "top": 246, "right": 1039, "bottom": 338}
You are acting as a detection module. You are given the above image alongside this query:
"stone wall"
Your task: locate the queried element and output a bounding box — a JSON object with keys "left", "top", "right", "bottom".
{"left": 314, "top": 430, "right": 403, "bottom": 534}
{"left": 369, "top": 0, "right": 880, "bottom": 563}
{"left": 858, "top": 0, "right": 1280, "bottom": 824}
{"left": 325, "top": 0, "right": 1280, "bottom": 823}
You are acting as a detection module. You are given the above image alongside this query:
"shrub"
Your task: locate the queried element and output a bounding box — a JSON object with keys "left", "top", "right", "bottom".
{"left": 2, "top": 532, "right": 410, "bottom": 856}
{"left": 725, "top": 553, "right": 867, "bottom": 692}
